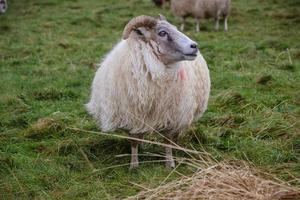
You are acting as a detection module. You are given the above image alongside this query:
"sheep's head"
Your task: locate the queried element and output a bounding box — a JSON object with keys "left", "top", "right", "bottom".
{"left": 123, "top": 15, "right": 198, "bottom": 65}
{"left": 0, "top": 0, "right": 7, "bottom": 14}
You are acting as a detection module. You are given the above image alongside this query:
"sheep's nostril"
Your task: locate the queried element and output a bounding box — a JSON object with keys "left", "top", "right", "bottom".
{"left": 190, "top": 43, "right": 198, "bottom": 49}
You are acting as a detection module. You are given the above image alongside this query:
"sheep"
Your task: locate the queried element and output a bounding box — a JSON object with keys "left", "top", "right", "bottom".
{"left": 170, "top": 0, "right": 231, "bottom": 32}
{"left": 0, "top": 0, "right": 7, "bottom": 14}
{"left": 86, "top": 15, "right": 210, "bottom": 169}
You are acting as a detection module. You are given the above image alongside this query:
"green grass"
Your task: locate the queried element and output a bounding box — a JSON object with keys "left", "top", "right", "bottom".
{"left": 0, "top": 0, "right": 300, "bottom": 199}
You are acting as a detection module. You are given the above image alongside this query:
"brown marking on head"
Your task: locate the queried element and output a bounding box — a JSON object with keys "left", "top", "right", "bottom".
{"left": 122, "top": 15, "right": 157, "bottom": 40}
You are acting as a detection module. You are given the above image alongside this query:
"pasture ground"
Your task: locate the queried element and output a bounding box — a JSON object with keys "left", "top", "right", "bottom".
{"left": 0, "top": 0, "right": 299, "bottom": 199}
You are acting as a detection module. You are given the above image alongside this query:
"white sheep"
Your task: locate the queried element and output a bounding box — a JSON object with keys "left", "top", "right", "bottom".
{"left": 170, "top": 0, "right": 231, "bottom": 32}
{"left": 86, "top": 15, "right": 210, "bottom": 169}
{"left": 0, "top": 0, "right": 7, "bottom": 14}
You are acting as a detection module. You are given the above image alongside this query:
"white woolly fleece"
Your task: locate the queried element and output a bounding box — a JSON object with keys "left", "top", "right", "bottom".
{"left": 86, "top": 38, "right": 210, "bottom": 135}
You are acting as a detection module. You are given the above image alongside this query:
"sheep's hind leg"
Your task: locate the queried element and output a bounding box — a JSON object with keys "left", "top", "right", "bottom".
{"left": 195, "top": 18, "right": 200, "bottom": 32}
{"left": 215, "top": 17, "right": 220, "bottom": 31}
{"left": 224, "top": 16, "right": 228, "bottom": 31}
{"left": 129, "top": 134, "right": 144, "bottom": 169}
{"left": 130, "top": 140, "right": 139, "bottom": 169}
{"left": 180, "top": 17, "right": 185, "bottom": 31}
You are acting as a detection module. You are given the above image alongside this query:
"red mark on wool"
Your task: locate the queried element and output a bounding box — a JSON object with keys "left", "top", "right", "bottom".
{"left": 178, "top": 67, "right": 187, "bottom": 81}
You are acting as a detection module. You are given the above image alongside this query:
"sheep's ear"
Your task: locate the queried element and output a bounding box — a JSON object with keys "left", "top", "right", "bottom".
{"left": 122, "top": 15, "right": 157, "bottom": 39}
{"left": 158, "top": 14, "right": 166, "bottom": 21}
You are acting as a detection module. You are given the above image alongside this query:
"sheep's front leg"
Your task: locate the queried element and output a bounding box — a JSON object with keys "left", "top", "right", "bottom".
{"left": 164, "top": 135, "right": 175, "bottom": 169}
{"left": 165, "top": 146, "right": 175, "bottom": 168}
{"left": 130, "top": 140, "right": 139, "bottom": 169}
{"left": 224, "top": 16, "right": 228, "bottom": 31}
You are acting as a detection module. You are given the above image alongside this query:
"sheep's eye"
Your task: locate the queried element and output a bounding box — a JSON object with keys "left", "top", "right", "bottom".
{"left": 135, "top": 29, "right": 143, "bottom": 36}
{"left": 158, "top": 31, "right": 167, "bottom": 37}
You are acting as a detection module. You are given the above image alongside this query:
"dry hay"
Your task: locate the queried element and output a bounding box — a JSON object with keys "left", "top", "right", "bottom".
{"left": 69, "top": 128, "right": 300, "bottom": 200}
{"left": 126, "top": 163, "right": 300, "bottom": 200}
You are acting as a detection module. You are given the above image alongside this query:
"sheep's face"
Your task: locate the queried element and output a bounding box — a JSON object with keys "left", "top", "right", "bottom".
{"left": 123, "top": 15, "right": 198, "bottom": 65}
{"left": 152, "top": 19, "right": 198, "bottom": 64}
{"left": 0, "top": 0, "right": 7, "bottom": 14}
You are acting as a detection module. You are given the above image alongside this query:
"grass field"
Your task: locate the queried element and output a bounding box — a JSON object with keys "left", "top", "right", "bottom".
{"left": 0, "top": 0, "right": 300, "bottom": 199}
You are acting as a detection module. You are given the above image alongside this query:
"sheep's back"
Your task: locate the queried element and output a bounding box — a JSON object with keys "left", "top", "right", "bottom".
{"left": 171, "top": 0, "right": 197, "bottom": 17}
{"left": 195, "top": 0, "right": 231, "bottom": 18}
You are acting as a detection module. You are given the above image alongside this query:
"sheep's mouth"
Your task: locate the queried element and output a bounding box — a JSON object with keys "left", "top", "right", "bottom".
{"left": 183, "top": 53, "right": 197, "bottom": 60}
{"left": 184, "top": 53, "right": 197, "bottom": 57}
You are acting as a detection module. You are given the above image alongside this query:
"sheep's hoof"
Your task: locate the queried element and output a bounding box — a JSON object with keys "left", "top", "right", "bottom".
{"left": 129, "top": 162, "right": 139, "bottom": 170}
{"left": 165, "top": 160, "right": 175, "bottom": 169}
